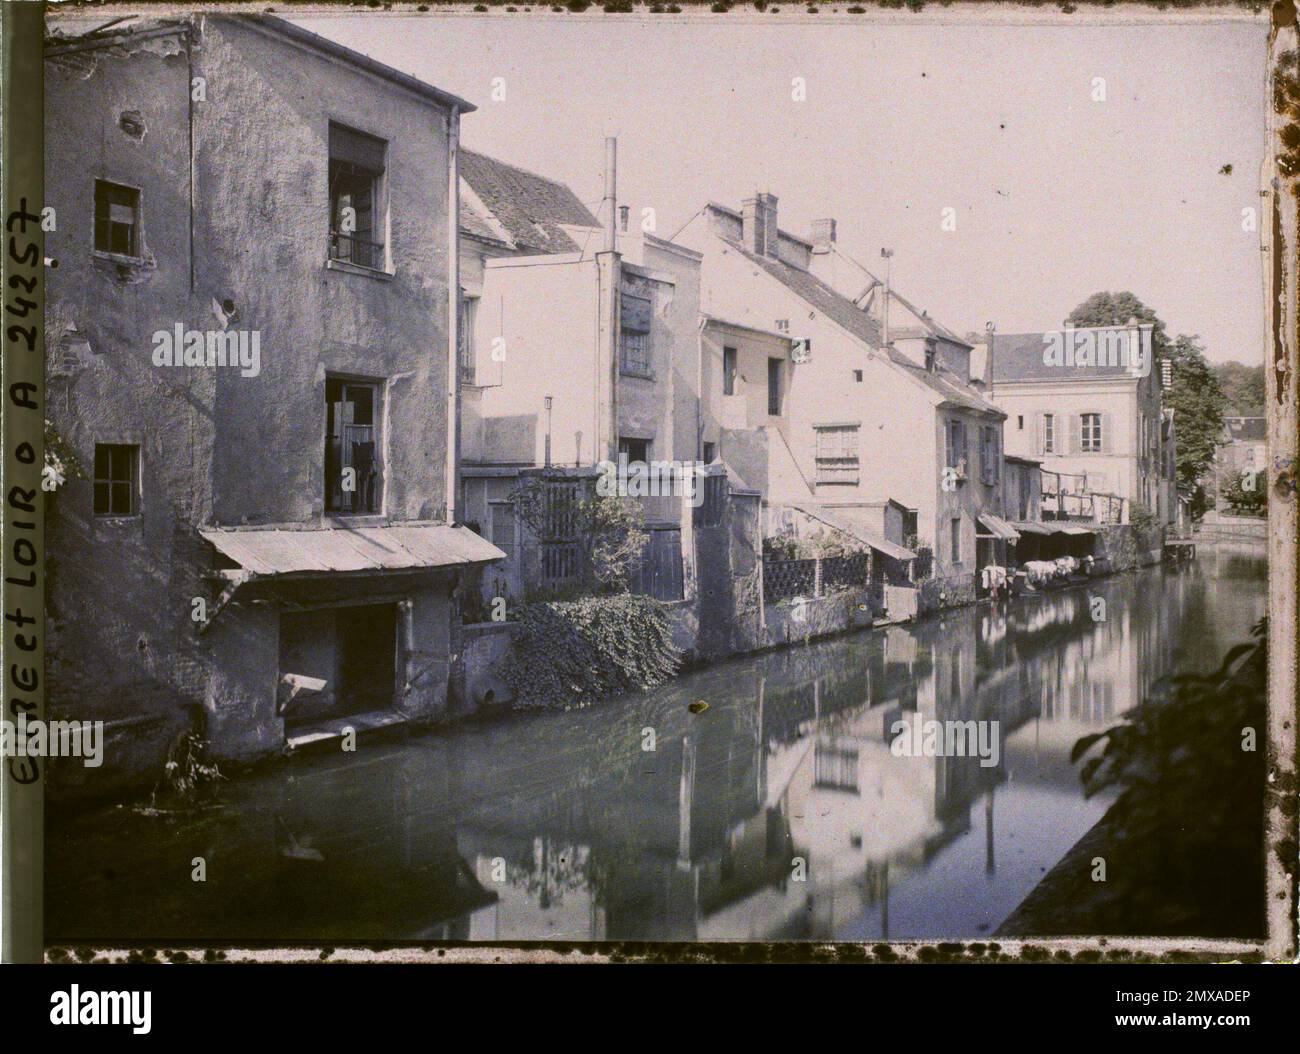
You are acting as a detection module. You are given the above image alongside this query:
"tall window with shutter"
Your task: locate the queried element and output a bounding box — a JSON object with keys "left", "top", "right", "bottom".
{"left": 619, "top": 292, "right": 653, "bottom": 377}
{"left": 947, "top": 418, "right": 968, "bottom": 472}
{"left": 458, "top": 295, "right": 478, "bottom": 385}
{"left": 1041, "top": 413, "right": 1056, "bottom": 454}
{"left": 489, "top": 501, "right": 516, "bottom": 564}
{"left": 980, "top": 425, "right": 999, "bottom": 484}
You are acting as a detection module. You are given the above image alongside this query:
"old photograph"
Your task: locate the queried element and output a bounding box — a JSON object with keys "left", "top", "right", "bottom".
{"left": 22, "top": 4, "right": 1285, "bottom": 953}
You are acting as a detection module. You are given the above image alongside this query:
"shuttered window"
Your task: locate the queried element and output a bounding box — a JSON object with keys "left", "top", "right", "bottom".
{"left": 815, "top": 425, "right": 860, "bottom": 485}
{"left": 619, "top": 292, "right": 653, "bottom": 376}
{"left": 490, "top": 502, "right": 515, "bottom": 564}
{"left": 980, "top": 425, "right": 999, "bottom": 484}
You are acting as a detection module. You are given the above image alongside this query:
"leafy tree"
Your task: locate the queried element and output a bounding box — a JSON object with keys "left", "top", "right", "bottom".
{"left": 1066, "top": 291, "right": 1169, "bottom": 351}
{"left": 1163, "top": 334, "right": 1227, "bottom": 513}
{"left": 1219, "top": 463, "right": 1267, "bottom": 514}
{"left": 1212, "top": 361, "right": 1266, "bottom": 416}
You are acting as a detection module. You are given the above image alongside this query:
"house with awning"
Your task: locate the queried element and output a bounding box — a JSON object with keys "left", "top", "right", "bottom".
{"left": 43, "top": 15, "right": 503, "bottom": 786}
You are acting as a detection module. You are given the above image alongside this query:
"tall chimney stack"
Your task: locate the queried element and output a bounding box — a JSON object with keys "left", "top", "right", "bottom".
{"left": 810, "top": 217, "right": 837, "bottom": 251}
{"left": 603, "top": 137, "right": 618, "bottom": 252}
{"left": 741, "top": 192, "right": 779, "bottom": 257}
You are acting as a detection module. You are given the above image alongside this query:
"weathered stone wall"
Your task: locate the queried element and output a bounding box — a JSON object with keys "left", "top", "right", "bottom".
{"left": 43, "top": 19, "right": 459, "bottom": 799}
{"left": 1094, "top": 523, "right": 1164, "bottom": 573}
{"left": 459, "top": 620, "right": 516, "bottom": 712}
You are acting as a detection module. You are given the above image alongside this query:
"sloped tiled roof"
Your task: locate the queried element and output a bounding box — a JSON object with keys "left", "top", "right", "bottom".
{"left": 459, "top": 195, "right": 507, "bottom": 246}
{"left": 990, "top": 331, "right": 1138, "bottom": 382}
{"left": 884, "top": 347, "right": 1003, "bottom": 414}
{"left": 459, "top": 149, "right": 600, "bottom": 255}
{"left": 726, "top": 237, "right": 1000, "bottom": 415}
{"left": 727, "top": 237, "right": 883, "bottom": 348}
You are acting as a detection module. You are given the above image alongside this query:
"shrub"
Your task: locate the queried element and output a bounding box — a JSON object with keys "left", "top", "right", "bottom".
{"left": 1070, "top": 618, "right": 1267, "bottom": 936}
{"left": 505, "top": 593, "right": 680, "bottom": 710}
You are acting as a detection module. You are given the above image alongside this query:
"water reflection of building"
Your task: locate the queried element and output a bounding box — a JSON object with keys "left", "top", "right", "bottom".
{"left": 56, "top": 560, "right": 1245, "bottom": 945}
{"left": 359, "top": 564, "right": 1241, "bottom": 942}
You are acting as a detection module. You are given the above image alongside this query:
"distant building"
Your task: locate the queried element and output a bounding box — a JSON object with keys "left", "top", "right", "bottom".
{"left": 985, "top": 326, "right": 1176, "bottom": 526}
{"left": 1220, "top": 415, "right": 1267, "bottom": 477}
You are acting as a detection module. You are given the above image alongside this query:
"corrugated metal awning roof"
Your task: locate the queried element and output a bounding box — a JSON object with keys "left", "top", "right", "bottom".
{"left": 977, "top": 512, "right": 1020, "bottom": 541}
{"left": 790, "top": 505, "right": 918, "bottom": 561}
{"left": 1011, "top": 521, "right": 1053, "bottom": 536}
{"left": 200, "top": 523, "right": 505, "bottom": 577}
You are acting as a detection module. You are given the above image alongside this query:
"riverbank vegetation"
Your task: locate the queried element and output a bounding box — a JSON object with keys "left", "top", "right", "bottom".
{"left": 1067, "top": 619, "right": 1267, "bottom": 936}
{"left": 504, "top": 593, "right": 681, "bottom": 711}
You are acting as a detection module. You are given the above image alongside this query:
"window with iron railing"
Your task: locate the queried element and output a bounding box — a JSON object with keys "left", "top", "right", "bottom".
{"left": 325, "top": 376, "right": 383, "bottom": 514}
{"left": 328, "top": 123, "right": 387, "bottom": 272}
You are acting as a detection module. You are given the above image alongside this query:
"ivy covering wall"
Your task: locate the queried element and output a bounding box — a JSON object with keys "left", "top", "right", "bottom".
{"left": 504, "top": 594, "right": 681, "bottom": 711}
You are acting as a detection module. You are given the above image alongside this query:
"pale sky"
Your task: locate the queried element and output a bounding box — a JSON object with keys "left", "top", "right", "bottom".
{"left": 296, "top": 9, "right": 1270, "bottom": 366}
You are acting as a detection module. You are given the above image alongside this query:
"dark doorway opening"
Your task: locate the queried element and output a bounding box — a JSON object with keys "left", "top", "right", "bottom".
{"left": 280, "top": 603, "right": 397, "bottom": 730}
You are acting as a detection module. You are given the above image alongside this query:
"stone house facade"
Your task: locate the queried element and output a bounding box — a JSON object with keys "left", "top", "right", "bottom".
{"left": 43, "top": 15, "right": 501, "bottom": 797}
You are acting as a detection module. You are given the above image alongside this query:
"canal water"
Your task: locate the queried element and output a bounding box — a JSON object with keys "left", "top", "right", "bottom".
{"left": 47, "top": 550, "right": 1267, "bottom": 943}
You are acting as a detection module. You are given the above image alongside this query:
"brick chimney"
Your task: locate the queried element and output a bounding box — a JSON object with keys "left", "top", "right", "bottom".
{"left": 810, "top": 217, "right": 836, "bottom": 251}
{"left": 742, "top": 192, "right": 779, "bottom": 257}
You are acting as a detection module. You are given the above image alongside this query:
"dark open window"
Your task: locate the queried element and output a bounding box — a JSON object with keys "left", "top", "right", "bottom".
{"left": 722, "top": 346, "right": 737, "bottom": 396}
{"left": 767, "top": 357, "right": 782, "bottom": 416}
{"left": 329, "top": 123, "right": 386, "bottom": 271}
{"left": 94, "top": 180, "right": 139, "bottom": 257}
{"left": 93, "top": 444, "right": 138, "bottom": 516}
{"left": 618, "top": 436, "right": 650, "bottom": 464}
{"left": 326, "top": 377, "right": 383, "bottom": 513}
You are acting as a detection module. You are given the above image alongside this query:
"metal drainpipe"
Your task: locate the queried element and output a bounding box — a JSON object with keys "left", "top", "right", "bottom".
{"left": 446, "top": 107, "right": 461, "bottom": 525}
{"left": 696, "top": 317, "right": 707, "bottom": 461}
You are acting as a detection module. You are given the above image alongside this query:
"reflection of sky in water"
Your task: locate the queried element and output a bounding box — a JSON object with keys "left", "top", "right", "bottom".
{"left": 47, "top": 554, "right": 1267, "bottom": 943}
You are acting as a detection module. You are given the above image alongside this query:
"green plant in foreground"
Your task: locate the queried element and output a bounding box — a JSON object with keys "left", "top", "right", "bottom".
{"left": 1071, "top": 618, "right": 1267, "bottom": 936}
